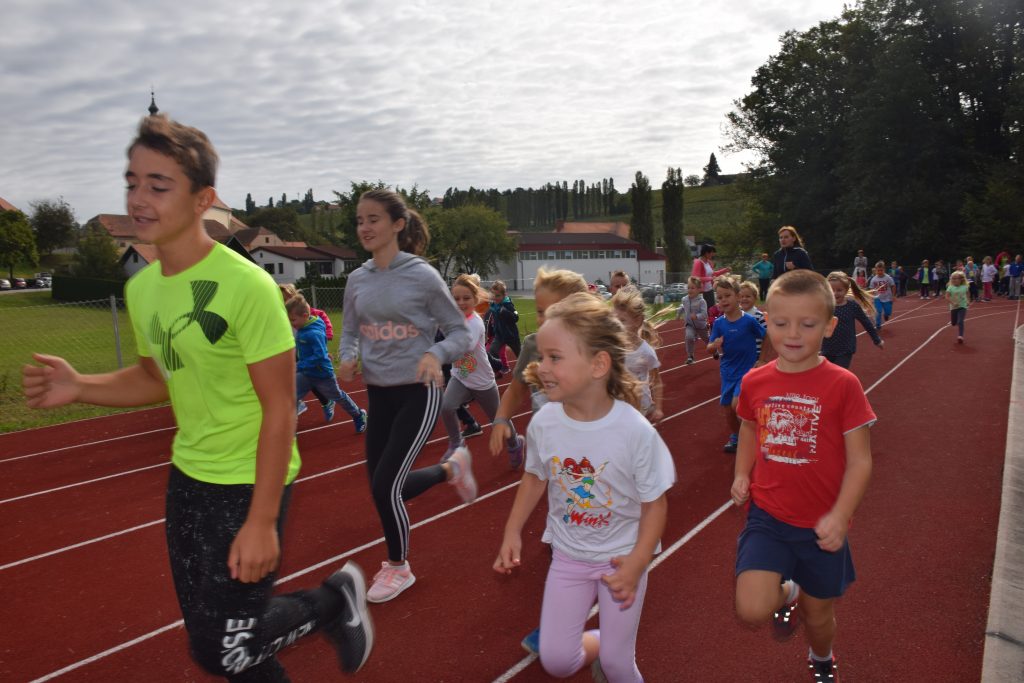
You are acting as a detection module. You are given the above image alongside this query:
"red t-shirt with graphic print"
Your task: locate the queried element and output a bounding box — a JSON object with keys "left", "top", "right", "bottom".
{"left": 737, "top": 360, "right": 876, "bottom": 528}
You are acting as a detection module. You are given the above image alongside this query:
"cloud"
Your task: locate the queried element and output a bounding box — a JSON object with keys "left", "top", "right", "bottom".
{"left": 0, "top": 0, "right": 850, "bottom": 221}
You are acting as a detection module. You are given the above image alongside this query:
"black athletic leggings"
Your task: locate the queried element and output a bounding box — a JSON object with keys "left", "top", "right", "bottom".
{"left": 166, "top": 467, "right": 343, "bottom": 682}
{"left": 365, "top": 383, "right": 448, "bottom": 562}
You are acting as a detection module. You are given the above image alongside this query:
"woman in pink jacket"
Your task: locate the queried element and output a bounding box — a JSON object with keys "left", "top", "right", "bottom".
{"left": 691, "top": 244, "right": 731, "bottom": 310}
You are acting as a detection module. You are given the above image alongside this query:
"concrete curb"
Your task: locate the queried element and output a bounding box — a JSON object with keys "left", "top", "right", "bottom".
{"left": 982, "top": 319, "right": 1024, "bottom": 682}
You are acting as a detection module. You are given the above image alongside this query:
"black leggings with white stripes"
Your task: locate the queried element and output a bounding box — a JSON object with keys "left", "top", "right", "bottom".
{"left": 364, "top": 383, "right": 448, "bottom": 562}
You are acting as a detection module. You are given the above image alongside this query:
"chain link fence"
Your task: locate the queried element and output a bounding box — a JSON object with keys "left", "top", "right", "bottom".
{"left": 0, "top": 287, "right": 350, "bottom": 433}
{"left": 0, "top": 296, "right": 139, "bottom": 432}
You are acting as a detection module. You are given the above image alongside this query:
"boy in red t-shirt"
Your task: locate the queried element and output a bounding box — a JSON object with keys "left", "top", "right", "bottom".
{"left": 731, "top": 270, "right": 875, "bottom": 682}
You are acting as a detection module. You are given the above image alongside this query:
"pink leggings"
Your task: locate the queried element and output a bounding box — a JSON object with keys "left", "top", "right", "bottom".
{"left": 539, "top": 549, "right": 648, "bottom": 682}
{"left": 983, "top": 281, "right": 994, "bottom": 299}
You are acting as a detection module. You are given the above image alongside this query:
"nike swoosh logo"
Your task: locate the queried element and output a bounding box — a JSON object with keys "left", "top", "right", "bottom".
{"left": 342, "top": 584, "right": 361, "bottom": 628}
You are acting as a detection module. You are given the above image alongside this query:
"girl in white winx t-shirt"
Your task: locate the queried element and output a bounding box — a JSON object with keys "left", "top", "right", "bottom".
{"left": 493, "top": 292, "right": 675, "bottom": 682}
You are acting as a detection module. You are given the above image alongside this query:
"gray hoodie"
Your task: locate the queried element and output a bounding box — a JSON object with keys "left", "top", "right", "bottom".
{"left": 340, "top": 251, "right": 470, "bottom": 386}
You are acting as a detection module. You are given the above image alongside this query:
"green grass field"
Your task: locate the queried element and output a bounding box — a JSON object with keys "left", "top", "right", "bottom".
{"left": 0, "top": 293, "right": 539, "bottom": 434}
{"left": 0, "top": 291, "right": 144, "bottom": 433}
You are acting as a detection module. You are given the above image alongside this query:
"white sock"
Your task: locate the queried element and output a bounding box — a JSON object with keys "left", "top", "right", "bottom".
{"left": 784, "top": 580, "right": 799, "bottom": 604}
{"left": 809, "top": 648, "right": 833, "bottom": 663}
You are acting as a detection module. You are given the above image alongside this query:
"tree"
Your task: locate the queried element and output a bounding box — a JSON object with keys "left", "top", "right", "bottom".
{"left": 426, "top": 204, "right": 515, "bottom": 281}
{"left": 30, "top": 197, "right": 78, "bottom": 256}
{"left": 725, "top": 0, "right": 1024, "bottom": 265}
{"left": 702, "top": 153, "right": 722, "bottom": 187}
{"left": 246, "top": 206, "right": 303, "bottom": 242}
{"left": 72, "top": 223, "right": 122, "bottom": 279}
{"left": 0, "top": 209, "right": 38, "bottom": 279}
{"left": 629, "top": 172, "right": 654, "bottom": 250}
{"left": 662, "top": 168, "right": 687, "bottom": 273}
{"left": 684, "top": 174, "right": 701, "bottom": 187}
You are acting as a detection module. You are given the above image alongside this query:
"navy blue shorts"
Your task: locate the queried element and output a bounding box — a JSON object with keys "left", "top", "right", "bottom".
{"left": 720, "top": 376, "right": 742, "bottom": 406}
{"left": 735, "top": 502, "right": 855, "bottom": 600}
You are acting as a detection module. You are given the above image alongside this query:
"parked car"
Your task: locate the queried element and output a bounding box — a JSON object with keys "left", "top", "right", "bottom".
{"left": 12, "top": 277, "right": 27, "bottom": 289}
{"left": 0, "top": 278, "right": 10, "bottom": 290}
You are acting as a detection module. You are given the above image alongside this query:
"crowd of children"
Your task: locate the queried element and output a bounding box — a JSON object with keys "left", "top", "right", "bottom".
{"left": 39, "top": 111, "right": 1024, "bottom": 682}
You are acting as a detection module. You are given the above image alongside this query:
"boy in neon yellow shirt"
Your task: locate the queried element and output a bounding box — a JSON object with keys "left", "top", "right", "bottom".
{"left": 23, "top": 115, "right": 372, "bottom": 680}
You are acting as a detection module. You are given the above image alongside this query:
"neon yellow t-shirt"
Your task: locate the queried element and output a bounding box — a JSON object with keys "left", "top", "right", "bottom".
{"left": 126, "top": 243, "right": 300, "bottom": 485}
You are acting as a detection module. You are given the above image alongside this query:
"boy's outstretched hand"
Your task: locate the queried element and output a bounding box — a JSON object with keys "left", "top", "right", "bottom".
{"left": 23, "top": 353, "right": 80, "bottom": 408}
{"left": 228, "top": 520, "right": 280, "bottom": 583}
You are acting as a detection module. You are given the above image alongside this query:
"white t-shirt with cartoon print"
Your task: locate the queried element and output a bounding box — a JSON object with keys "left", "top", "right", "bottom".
{"left": 625, "top": 340, "right": 660, "bottom": 413}
{"left": 451, "top": 312, "right": 496, "bottom": 391}
{"left": 525, "top": 400, "right": 676, "bottom": 563}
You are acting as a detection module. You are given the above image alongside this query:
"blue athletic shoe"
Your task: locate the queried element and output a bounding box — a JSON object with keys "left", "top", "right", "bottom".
{"left": 521, "top": 627, "right": 539, "bottom": 655}
{"left": 323, "top": 400, "right": 335, "bottom": 423}
{"left": 354, "top": 408, "right": 367, "bottom": 434}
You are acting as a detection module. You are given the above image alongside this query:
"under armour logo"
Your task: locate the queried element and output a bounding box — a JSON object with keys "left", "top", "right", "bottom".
{"left": 149, "top": 280, "right": 228, "bottom": 373}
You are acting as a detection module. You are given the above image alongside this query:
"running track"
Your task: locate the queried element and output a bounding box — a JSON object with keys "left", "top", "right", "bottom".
{"left": 1, "top": 297, "right": 1019, "bottom": 682}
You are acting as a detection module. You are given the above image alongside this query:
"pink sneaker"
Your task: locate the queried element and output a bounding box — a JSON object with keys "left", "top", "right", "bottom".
{"left": 366, "top": 561, "right": 416, "bottom": 603}
{"left": 447, "top": 447, "right": 478, "bottom": 504}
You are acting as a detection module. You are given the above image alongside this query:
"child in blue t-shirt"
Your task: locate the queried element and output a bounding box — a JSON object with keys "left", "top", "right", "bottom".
{"left": 707, "top": 276, "right": 765, "bottom": 453}
{"left": 286, "top": 294, "right": 366, "bottom": 432}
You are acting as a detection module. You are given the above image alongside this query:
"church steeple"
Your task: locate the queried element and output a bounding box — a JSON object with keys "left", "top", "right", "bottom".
{"left": 148, "top": 89, "right": 159, "bottom": 116}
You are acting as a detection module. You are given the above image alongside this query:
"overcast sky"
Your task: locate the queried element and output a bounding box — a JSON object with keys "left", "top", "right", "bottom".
{"left": 1, "top": 0, "right": 851, "bottom": 223}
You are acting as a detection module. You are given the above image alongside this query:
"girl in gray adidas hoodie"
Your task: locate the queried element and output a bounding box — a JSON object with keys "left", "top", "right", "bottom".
{"left": 338, "top": 189, "right": 475, "bottom": 603}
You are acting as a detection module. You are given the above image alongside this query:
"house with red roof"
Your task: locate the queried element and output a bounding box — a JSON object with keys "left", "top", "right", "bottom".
{"left": 250, "top": 244, "right": 359, "bottom": 283}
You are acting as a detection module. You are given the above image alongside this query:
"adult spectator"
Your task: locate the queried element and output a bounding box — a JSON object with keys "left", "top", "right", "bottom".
{"left": 750, "top": 253, "right": 773, "bottom": 302}
{"left": 772, "top": 226, "right": 813, "bottom": 279}
{"left": 692, "top": 244, "right": 730, "bottom": 310}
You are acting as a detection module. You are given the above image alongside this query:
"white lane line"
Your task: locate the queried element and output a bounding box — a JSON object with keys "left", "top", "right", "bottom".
{"left": 2, "top": 461, "right": 366, "bottom": 571}
{"left": 0, "top": 462, "right": 168, "bottom": 505}
{"left": 0, "top": 519, "right": 166, "bottom": 571}
{"left": 29, "top": 620, "right": 186, "bottom": 683}
{"left": 0, "top": 427, "right": 176, "bottom": 464}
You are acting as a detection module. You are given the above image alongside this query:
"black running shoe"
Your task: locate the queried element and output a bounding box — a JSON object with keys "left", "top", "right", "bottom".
{"left": 807, "top": 656, "right": 839, "bottom": 682}
{"left": 322, "top": 562, "right": 374, "bottom": 673}
{"left": 460, "top": 422, "right": 483, "bottom": 439}
{"left": 773, "top": 585, "right": 799, "bottom": 641}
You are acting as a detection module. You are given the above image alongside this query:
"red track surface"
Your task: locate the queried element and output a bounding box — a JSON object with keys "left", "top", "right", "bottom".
{"left": 1, "top": 297, "right": 1018, "bottom": 682}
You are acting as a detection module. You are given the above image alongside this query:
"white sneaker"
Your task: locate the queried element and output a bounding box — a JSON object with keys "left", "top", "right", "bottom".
{"left": 366, "top": 561, "right": 416, "bottom": 603}
{"left": 297, "top": 401, "right": 308, "bottom": 416}
{"left": 447, "top": 447, "right": 478, "bottom": 504}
